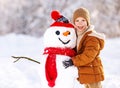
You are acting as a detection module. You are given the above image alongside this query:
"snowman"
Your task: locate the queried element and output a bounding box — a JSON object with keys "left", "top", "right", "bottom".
{"left": 39, "top": 10, "right": 78, "bottom": 88}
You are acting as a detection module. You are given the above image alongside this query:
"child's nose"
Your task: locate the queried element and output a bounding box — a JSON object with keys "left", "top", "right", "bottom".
{"left": 63, "top": 31, "right": 70, "bottom": 36}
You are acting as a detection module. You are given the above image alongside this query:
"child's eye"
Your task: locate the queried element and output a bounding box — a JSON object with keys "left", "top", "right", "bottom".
{"left": 82, "top": 19, "right": 85, "bottom": 21}
{"left": 75, "top": 20, "right": 79, "bottom": 22}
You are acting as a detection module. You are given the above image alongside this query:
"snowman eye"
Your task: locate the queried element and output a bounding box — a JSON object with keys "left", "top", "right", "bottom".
{"left": 55, "top": 30, "right": 60, "bottom": 35}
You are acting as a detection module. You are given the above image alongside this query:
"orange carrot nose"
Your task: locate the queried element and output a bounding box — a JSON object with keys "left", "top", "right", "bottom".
{"left": 63, "top": 31, "right": 70, "bottom": 36}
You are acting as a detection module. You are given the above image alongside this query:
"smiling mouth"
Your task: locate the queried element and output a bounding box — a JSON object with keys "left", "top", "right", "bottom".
{"left": 58, "top": 38, "right": 70, "bottom": 44}
{"left": 78, "top": 26, "right": 84, "bottom": 29}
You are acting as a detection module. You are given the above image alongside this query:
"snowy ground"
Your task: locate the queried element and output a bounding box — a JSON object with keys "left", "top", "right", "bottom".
{"left": 0, "top": 33, "right": 120, "bottom": 88}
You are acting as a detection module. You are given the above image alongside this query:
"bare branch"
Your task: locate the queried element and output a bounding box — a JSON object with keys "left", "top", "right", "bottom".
{"left": 11, "top": 56, "right": 40, "bottom": 64}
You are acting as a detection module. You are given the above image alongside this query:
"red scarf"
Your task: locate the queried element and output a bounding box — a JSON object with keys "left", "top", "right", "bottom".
{"left": 43, "top": 47, "right": 76, "bottom": 87}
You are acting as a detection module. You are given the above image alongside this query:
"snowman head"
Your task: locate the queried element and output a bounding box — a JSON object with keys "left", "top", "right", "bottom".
{"left": 44, "top": 10, "right": 76, "bottom": 49}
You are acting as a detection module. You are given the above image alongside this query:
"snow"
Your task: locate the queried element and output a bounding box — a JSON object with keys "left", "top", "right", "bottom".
{"left": 0, "top": 33, "right": 120, "bottom": 88}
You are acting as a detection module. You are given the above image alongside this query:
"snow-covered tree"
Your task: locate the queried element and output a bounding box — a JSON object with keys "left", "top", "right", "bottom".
{"left": 0, "top": 0, "right": 120, "bottom": 38}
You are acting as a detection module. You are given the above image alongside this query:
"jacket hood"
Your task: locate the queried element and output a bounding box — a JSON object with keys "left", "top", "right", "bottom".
{"left": 87, "top": 25, "right": 105, "bottom": 50}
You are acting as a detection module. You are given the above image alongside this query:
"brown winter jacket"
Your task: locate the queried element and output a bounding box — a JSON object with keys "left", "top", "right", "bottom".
{"left": 72, "top": 26, "right": 105, "bottom": 84}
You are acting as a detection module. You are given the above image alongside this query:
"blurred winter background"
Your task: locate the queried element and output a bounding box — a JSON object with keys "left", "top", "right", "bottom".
{"left": 0, "top": 0, "right": 120, "bottom": 88}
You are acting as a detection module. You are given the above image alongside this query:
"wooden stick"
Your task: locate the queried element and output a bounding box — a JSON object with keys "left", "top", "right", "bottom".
{"left": 11, "top": 56, "right": 40, "bottom": 64}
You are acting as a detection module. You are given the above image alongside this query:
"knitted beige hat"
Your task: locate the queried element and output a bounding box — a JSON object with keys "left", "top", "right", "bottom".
{"left": 73, "top": 7, "right": 90, "bottom": 26}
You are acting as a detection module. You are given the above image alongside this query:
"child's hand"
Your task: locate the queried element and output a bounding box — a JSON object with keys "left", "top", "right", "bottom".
{"left": 62, "top": 59, "right": 73, "bottom": 69}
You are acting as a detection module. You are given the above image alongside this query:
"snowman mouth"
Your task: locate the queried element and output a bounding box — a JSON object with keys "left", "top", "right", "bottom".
{"left": 58, "top": 38, "right": 70, "bottom": 44}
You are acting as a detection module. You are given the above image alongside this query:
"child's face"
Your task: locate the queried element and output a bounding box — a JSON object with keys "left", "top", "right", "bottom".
{"left": 74, "top": 17, "right": 88, "bottom": 32}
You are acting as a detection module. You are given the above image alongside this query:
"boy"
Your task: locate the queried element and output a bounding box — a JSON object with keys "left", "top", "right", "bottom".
{"left": 72, "top": 7, "right": 105, "bottom": 88}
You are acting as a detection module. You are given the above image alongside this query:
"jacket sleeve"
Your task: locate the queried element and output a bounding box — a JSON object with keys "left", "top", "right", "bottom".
{"left": 72, "top": 37, "right": 100, "bottom": 67}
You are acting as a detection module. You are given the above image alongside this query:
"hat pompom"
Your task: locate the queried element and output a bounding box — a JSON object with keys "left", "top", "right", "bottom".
{"left": 51, "top": 10, "right": 61, "bottom": 20}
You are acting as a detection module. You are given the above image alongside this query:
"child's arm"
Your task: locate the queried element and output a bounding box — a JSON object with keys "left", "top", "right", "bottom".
{"left": 72, "top": 37, "right": 100, "bottom": 67}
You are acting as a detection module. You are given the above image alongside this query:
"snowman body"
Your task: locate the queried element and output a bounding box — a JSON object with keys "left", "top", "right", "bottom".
{"left": 39, "top": 54, "right": 77, "bottom": 88}
{"left": 39, "top": 26, "right": 77, "bottom": 88}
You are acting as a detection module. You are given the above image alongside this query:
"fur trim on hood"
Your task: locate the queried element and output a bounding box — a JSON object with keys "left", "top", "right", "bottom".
{"left": 87, "top": 25, "right": 105, "bottom": 41}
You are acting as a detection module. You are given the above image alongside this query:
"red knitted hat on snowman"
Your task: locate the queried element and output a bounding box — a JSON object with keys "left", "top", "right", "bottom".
{"left": 50, "top": 10, "right": 74, "bottom": 28}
